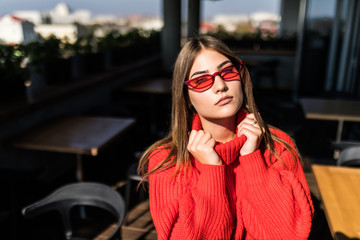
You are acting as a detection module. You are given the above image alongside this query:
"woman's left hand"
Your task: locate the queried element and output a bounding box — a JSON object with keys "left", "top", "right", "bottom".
{"left": 237, "top": 113, "right": 264, "bottom": 156}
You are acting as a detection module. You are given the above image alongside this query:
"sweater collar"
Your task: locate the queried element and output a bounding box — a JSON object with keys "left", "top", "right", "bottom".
{"left": 191, "top": 110, "right": 248, "bottom": 165}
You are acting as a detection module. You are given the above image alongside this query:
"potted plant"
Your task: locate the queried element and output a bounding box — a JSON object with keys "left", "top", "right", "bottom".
{"left": 0, "top": 44, "right": 29, "bottom": 101}
{"left": 65, "top": 31, "right": 106, "bottom": 78}
{"left": 25, "top": 35, "right": 72, "bottom": 85}
{"left": 97, "top": 30, "right": 128, "bottom": 68}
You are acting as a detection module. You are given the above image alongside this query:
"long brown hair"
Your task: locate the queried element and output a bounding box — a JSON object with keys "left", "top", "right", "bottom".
{"left": 138, "top": 35, "right": 300, "bottom": 182}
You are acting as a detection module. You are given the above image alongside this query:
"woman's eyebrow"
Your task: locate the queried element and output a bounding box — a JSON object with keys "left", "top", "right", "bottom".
{"left": 190, "top": 60, "right": 232, "bottom": 79}
{"left": 217, "top": 60, "right": 231, "bottom": 69}
{"left": 190, "top": 70, "right": 208, "bottom": 79}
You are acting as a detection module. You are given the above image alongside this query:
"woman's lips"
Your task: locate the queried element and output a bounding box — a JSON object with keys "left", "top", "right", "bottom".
{"left": 215, "top": 96, "right": 233, "bottom": 106}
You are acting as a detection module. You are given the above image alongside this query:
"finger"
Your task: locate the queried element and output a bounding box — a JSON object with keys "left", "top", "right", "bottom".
{"left": 246, "top": 113, "right": 255, "bottom": 120}
{"left": 238, "top": 123, "right": 263, "bottom": 137}
{"left": 199, "top": 132, "right": 212, "bottom": 145}
{"left": 238, "top": 122, "right": 260, "bottom": 136}
{"left": 243, "top": 122, "right": 261, "bottom": 131}
{"left": 246, "top": 116, "right": 258, "bottom": 126}
{"left": 237, "top": 114, "right": 257, "bottom": 129}
{"left": 194, "top": 132, "right": 213, "bottom": 153}
{"left": 191, "top": 130, "right": 205, "bottom": 149}
{"left": 238, "top": 127, "right": 261, "bottom": 143}
{"left": 205, "top": 136, "right": 216, "bottom": 148}
{"left": 188, "top": 130, "right": 197, "bottom": 148}
{"left": 188, "top": 130, "right": 204, "bottom": 151}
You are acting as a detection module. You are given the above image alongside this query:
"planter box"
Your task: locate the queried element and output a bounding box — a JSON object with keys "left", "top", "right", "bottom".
{"left": 83, "top": 53, "right": 105, "bottom": 74}
{"left": 44, "top": 58, "right": 72, "bottom": 85}
{"left": 70, "top": 55, "right": 86, "bottom": 79}
{"left": 0, "top": 73, "right": 26, "bottom": 102}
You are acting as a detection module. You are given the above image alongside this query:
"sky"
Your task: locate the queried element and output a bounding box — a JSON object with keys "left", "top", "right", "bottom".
{"left": 0, "top": 0, "right": 281, "bottom": 19}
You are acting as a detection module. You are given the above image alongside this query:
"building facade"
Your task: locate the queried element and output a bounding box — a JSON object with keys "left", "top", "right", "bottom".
{"left": 0, "top": 15, "right": 38, "bottom": 44}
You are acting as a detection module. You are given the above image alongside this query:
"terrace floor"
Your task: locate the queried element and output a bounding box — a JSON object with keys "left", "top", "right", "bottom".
{"left": 116, "top": 159, "right": 332, "bottom": 240}
{"left": 115, "top": 87, "right": 337, "bottom": 240}
{"left": 3, "top": 85, "right": 347, "bottom": 239}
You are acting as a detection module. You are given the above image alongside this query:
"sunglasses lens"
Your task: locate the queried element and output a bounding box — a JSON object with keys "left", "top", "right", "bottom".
{"left": 188, "top": 76, "right": 213, "bottom": 91}
{"left": 221, "top": 66, "right": 240, "bottom": 80}
{"left": 185, "top": 63, "right": 243, "bottom": 92}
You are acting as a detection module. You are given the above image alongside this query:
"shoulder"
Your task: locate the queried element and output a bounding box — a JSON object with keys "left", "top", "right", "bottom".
{"left": 268, "top": 127, "right": 300, "bottom": 168}
{"left": 148, "top": 145, "right": 172, "bottom": 171}
{"left": 270, "top": 127, "right": 295, "bottom": 147}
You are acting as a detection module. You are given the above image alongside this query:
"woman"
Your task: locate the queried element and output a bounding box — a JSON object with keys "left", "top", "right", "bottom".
{"left": 138, "top": 35, "right": 314, "bottom": 240}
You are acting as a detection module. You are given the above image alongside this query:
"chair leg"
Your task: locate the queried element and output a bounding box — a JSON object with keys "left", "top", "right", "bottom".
{"left": 59, "top": 208, "right": 73, "bottom": 240}
{"left": 124, "top": 178, "right": 132, "bottom": 225}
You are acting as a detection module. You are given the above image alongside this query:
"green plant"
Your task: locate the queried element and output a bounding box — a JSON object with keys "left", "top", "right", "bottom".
{"left": 0, "top": 44, "right": 29, "bottom": 83}
{"left": 24, "top": 35, "right": 62, "bottom": 66}
{"left": 0, "top": 44, "right": 29, "bottom": 99}
{"left": 64, "top": 32, "right": 100, "bottom": 57}
{"left": 97, "top": 30, "right": 129, "bottom": 52}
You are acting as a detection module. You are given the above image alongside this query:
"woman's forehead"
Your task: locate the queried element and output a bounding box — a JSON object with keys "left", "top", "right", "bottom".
{"left": 191, "top": 50, "right": 230, "bottom": 71}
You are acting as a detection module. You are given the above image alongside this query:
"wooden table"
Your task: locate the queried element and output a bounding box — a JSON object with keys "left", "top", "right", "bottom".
{"left": 300, "top": 98, "right": 360, "bottom": 157}
{"left": 12, "top": 116, "right": 136, "bottom": 181}
{"left": 312, "top": 164, "right": 360, "bottom": 239}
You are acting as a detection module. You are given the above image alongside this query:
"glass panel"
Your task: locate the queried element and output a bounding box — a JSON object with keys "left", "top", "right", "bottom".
{"left": 298, "top": 0, "right": 336, "bottom": 97}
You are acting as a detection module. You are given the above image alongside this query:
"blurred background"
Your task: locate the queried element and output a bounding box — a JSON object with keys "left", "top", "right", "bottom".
{"left": 0, "top": 0, "right": 359, "bottom": 239}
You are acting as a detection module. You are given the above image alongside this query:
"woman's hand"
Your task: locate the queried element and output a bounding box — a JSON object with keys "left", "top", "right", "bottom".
{"left": 187, "top": 130, "right": 222, "bottom": 165}
{"left": 237, "top": 113, "right": 264, "bottom": 156}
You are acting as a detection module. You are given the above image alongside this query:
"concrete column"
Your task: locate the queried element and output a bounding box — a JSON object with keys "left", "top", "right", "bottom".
{"left": 279, "top": 0, "right": 300, "bottom": 38}
{"left": 162, "top": 0, "right": 181, "bottom": 74}
{"left": 188, "top": 0, "right": 200, "bottom": 38}
{"left": 293, "top": 0, "right": 308, "bottom": 102}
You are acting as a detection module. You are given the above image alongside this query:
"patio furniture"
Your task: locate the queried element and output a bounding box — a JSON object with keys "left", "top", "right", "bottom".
{"left": 337, "top": 146, "right": 360, "bottom": 167}
{"left": 12, "top": 116, "right": 136, "bottom": 181}
{"left": 312, "top": 164, "right": 360, "bottom": 239}
{"left": 124, "top": 151, "right": 148, "bottom": 226}
{"left": 300, "top": 98, "right": 360, "bottom": 158}
{"left": 22, "top": 182, "right": 126, "bottom": 240}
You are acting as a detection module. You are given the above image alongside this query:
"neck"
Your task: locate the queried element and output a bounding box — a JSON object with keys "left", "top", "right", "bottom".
{"left": 199, "top": 115, "right": 237, "bottom": 143}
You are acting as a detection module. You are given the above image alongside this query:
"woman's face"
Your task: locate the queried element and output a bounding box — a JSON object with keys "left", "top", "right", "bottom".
{"left": 187, "top": 49, "right": 243, "bottom": 121}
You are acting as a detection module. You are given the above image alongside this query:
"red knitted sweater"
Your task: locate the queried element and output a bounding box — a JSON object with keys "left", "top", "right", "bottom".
{"left": 148, "top": 112, "right": 314, "bottom": 239}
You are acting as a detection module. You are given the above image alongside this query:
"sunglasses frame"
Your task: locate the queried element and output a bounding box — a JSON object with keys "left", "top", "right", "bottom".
{"left": 185, "top": 62, "right": 244, "bottom": 92}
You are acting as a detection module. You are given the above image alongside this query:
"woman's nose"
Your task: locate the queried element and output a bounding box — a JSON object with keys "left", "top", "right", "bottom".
{"left": 213, "top": 75, "right": 228, "bottom": 93}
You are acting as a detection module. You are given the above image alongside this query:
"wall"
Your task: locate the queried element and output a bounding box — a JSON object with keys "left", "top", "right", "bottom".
{"left": 0, "top": 57, "right": 161, "bottom": 182}
{"left": 236, "top": 51, "right": 296, "bottom": 90}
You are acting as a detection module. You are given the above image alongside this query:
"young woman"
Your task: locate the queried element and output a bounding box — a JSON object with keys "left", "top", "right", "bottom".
{"left": 138, "top": 35, "right": 314, "bottom": 240}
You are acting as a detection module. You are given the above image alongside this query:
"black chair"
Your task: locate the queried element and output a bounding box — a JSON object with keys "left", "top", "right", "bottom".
{"left": 22, "top": 182, "right": 125, "bottom": 240}
{"left": 337, "top": 146, "right": 360, "bottom": 167}
{"left": 124, "top": 151, "right": 148, "bottom": 225}
{"left": 331, "top": 140, "right": 360, "bottom": 151}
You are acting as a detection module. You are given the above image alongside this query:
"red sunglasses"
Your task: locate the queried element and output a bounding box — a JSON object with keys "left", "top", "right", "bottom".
{"left": 185, "top": 62, "right": 244, "bottom": 92}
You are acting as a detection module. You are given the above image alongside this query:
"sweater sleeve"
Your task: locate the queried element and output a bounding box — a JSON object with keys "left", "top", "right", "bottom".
{"left": 148, "top": 149, "right": 233, "bottom": 240}
{"left": 238, "top": 133, "right": 314, "bottom": 240}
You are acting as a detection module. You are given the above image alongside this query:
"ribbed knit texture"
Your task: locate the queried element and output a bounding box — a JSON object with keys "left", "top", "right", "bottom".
{"left": 148, "top": 111, "right": 314, "bottom": 239}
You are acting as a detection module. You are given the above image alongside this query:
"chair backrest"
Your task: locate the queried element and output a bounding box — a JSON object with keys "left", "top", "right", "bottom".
{"left": 337, "top": 146, "right": 360, "bottom": 167}
{"left": 22, "top": 182, "right": 125, "bottom": 240}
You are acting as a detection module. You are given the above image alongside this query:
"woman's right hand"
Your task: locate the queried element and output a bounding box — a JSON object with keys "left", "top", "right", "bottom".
{"left": 187, "top": 130, "right": 222, "bottom": 165}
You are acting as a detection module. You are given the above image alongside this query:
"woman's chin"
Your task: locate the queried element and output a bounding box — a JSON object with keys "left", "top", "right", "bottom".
{"left": 217, "top": 104, "right": 241, "bottom": 117}
{"left": 201, "top": 108, "right": 240, "bottom": 120}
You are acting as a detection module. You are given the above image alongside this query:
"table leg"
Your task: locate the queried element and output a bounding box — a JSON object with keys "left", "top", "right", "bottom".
{"left": 334, "top": 120, "right": 344, "bottom": 159}
{"left": 76, "top": 154, "right": 87, "bottom": 218}
{"left": 76, "top": 154, "right": 83, "bottom": 182}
